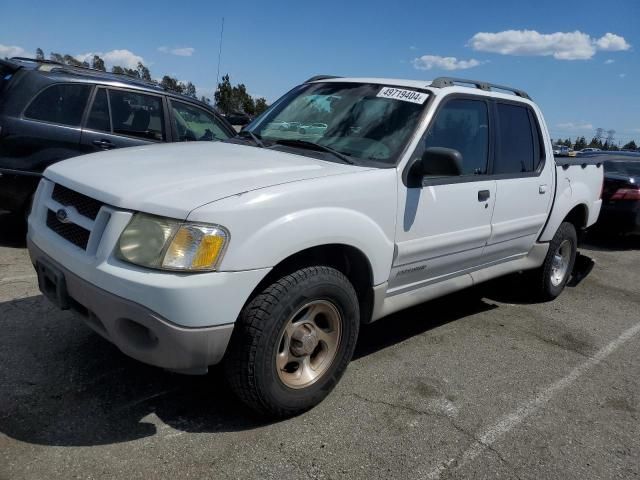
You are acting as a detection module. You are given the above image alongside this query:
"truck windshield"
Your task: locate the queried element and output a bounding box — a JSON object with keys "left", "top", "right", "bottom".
{"left": 245, "top": 82, "right": 428, "bottom": 165}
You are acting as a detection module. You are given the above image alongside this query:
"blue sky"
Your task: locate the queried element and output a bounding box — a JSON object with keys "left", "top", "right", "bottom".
{"left": 2, "top": 0, "right": 639, "bottom": 144}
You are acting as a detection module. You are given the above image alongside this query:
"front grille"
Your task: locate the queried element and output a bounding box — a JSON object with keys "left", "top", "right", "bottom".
{"left": 47, "top": 210, "right": 90, "bottom": 249}
{"left": 52, "top": 184, "right": 103, "bottom": 220}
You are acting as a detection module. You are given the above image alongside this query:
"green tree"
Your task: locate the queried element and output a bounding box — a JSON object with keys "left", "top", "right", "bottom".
{"left": 50, "top": 52, "right": 64, "bottom": 63}
{"left": 63, "top": 54, "right": 84, "bottom": 67}
{"left": 136, "top": 62, "right": 151, "bottom": 81}
{"left": 35, "top": 48, "right": 44, "bottom": 60}
{"left": 184, "top": 81, "right": 197, "bottom": 98}
{"left": 111, "top": 65, "right": 125, "bottom": 74}
{"left": 160, "top": 75, "right": 185, "bottom": 94}
{"left": 214, "top": 74, "right": 236, "bottom": 114}
{"left": 587, "top": 137, "right": 602, "bottom": 148}
{"left": 563, "top": 138, "right": 572, "bottom": 148}
{"left": 214, "top": 74, "right": 269, "bottom": 115}
{"left": 574, "top": 136, "right": 587, "bottom": 150}
{"left": 622, "top": 140, "right": 637, "bottom": 150}
{"left": 234, "top": 84, "right": 255, "bottom": 115}
{"left": 200, "top": 95, "right": 211, "bottom": 105}
{"left": 254, "top": 97, "right": 269, "bottom": 115}
{"left": 91, "top": 55, "right": 106, "bottom": 71}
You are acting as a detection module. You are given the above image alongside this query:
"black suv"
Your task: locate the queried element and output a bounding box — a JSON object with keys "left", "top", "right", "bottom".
{"left": 0, "top": 57, "right": 236, "bottom": 217}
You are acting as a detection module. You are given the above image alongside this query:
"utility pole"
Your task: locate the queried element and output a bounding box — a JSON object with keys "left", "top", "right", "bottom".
{"left": 216, "top": 17, "right": 225, "bottom": 89}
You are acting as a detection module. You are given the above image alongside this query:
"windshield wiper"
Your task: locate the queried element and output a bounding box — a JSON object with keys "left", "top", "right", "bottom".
{"left": 237, "top": 130, "right": 265, "bottom": 148}
{"left": 271, "top": 139, "right": 355, "bottom": 165}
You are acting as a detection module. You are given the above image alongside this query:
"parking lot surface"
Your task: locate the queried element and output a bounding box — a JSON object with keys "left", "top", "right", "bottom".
{"left": 1, "top": 212, "right": 639, "bottom": 480}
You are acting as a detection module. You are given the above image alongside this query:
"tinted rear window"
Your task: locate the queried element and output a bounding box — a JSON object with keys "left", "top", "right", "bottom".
{"left": 604, "top": 160, "right": 640, "bottom": 177}
{"left": 494, "top": 103, "right": 536, "bottom": 174}
{"left": 25, "top": 84, "right": 91, "bottom": 126}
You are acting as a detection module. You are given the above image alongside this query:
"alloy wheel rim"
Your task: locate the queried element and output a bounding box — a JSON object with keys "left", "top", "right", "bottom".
{"left": 276, "top": 300, "right": 342, "bottom": 389}
{"left": 550, "top": 239, "right": 572, "bottom": 287}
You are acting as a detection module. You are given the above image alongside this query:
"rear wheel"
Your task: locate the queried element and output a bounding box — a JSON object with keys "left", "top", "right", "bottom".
{"left": 529, "top": 222, "right": 577, "bottom": 301}
{"left": 224, "top": 266, "right": 360, "bottom": 417}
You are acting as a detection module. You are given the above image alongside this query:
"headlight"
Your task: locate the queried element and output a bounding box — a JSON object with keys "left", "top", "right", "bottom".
{"left": 117, "top": 213, "right": 229, "bottom": 271}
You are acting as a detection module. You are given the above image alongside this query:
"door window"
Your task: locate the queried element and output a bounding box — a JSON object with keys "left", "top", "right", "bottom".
{"left": 494, "top": 103, "right": 536, "bottom": 174}
{"left": 85, "top": 88, "right": 111, "bottom": 132}
{"left": 24, "top": 84, "right": 91, "bottom": 126}
{"left": 108, "top": 89, "right": 165, "bottom": 141}
{"left": 170, "top": 101, "right": 230, "bottom": 141}
{"left": 420, "top": 98, "right": 489, "bottom": 176}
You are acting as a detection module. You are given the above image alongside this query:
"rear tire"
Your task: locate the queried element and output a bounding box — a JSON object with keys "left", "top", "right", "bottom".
{"left": 529, "top": 222, "right": 577, "bottom": 301}
{"left": 224, "top": 266, "right": 360, "bottom": 417}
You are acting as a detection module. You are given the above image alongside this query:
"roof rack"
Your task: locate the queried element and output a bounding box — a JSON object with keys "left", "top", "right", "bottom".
{"left": 11, "top": 56, "right": 164, "bottom": 91}
{"left": 10, "top": 56, "right": 64, "bottom": 66}
{"left": 430, "top": 77, "right": 531, "bottom": 100}
{"left": 304, "top": 75, "right": 342, "bottom": 83}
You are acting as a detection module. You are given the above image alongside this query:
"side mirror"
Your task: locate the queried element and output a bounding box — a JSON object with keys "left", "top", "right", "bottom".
{"left": 421, "top": 147, "right": 463, "bottom": 176}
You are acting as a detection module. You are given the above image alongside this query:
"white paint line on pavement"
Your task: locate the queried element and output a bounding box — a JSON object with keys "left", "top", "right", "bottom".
{"left": 0, "top": 274, "right": 37, "bottom": 283}
{"left": 426, "top": 321, "right": 640, "bottom": 479}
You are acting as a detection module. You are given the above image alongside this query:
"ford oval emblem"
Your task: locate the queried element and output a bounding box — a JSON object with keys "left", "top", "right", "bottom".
{"left": 56, "top": 208, "right": 70, "bottom": 224}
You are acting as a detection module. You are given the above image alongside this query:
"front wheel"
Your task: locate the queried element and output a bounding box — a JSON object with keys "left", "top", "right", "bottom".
{"left": 528, "top": 221, "right": 578, "bottom": 301}
{"left": 224, "top": 266, "right": 360, "bottom": 417}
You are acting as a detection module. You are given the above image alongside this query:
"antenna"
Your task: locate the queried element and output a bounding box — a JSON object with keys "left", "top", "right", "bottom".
{"left": 216, "top": 17, "right": 225, "bottom": 88}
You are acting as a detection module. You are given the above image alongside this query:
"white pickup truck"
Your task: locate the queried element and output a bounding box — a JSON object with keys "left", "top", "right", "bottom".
{"left": 27, "top": 76, "right": 603, "bottom": 416}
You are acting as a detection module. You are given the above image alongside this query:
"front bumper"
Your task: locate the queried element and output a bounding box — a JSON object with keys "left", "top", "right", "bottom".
{"left": 29, "top": 241, "right": 237, "bottom": 372}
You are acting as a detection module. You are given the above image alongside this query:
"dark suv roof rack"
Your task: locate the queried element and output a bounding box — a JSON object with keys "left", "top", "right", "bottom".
{"left": 11, "top": 56, "right": 164, "bottom": 91}
{"left": 304, "top": 75, "right": 342, "bottom": 83}
{"left": 430, "top": 77, "right": 531, "bottom": 100}
{"left": 10, "top": 56, "right": 64, "bottom": 66}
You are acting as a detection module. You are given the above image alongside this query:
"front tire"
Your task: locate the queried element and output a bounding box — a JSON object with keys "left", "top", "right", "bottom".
{"left": 224, "top": 266, "right": 360, "bottom": 417}
{"left": 529, "top": 221, "right": 578, "bottom": 301}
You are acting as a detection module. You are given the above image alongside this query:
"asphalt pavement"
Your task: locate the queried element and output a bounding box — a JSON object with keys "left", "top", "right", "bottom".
{"left": 1, "top": 212, "right": 639, "bottom": 480}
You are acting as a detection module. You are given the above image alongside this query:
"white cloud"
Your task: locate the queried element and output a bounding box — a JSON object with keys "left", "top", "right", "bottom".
{"left": 619, "top": 73, "right": 627, "bottom": 78}
{"left": 604, "top": 59, "right": 615, "bottom": 64}
{"left": 469, "top": 30, "right": 631, "bottom": 61}
{"left": 595, "top": 33, "right": 630, "bottom": 51}
{"left": 412, "top": 55, "right": 482, "bottom": 71}
{"left": 0, "top": 44, "right": 26, "bottom": 58}
{"left": 75, "top": 49, "right": 144, "bottom": 69}
{"left": 556, "top": 122, "right": 594, "bottom": 131}
{"left": 158, "top": 46, "right": 195, "bottom": 57}
{"left": 409, "top": 45, "right": 417, "bottom": 51}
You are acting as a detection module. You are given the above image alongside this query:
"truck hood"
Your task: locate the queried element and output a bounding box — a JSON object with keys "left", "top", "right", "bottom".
{"left": 44, "top": 142, "right": 363, "bottom": 218}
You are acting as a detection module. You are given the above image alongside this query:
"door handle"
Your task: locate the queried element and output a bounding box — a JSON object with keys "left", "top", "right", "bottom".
{"left": 539, "top": 184, "right": 547, "bottom": 194}
{"left": 92, "top": 139, "right": 114, "bottom": 150}
{"left": 478, "top": 190, "right": 490, "bottom": 202}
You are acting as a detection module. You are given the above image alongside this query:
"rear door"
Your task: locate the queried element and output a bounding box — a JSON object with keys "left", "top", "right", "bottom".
{"left": 80, "top": 87, "right": 168, "bottom": 153}
{"left": 5, "top": 83, "right": 92, "bottom": 171}
{"left": 482, "top": 102, "right": 553, "bottom": 262}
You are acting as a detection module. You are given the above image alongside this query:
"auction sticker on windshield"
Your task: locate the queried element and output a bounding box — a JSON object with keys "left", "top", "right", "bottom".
{"left": 377, "top": 87, "right": 428, "bottom": 104}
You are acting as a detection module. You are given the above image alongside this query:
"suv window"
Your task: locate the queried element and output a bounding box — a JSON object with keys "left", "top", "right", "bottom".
{"left": 170, "top": 100, "right": 229, "bottom": 141}
{"left": 25, "top": 84, "right": 91, "bottom": 126}
{"left": 421, "top": 98, "right": 489, "bottom": 176}
{"left": 108, "top": 89, "right": 165, "bottom": 141}
{"left": 494, "top": 103, "right": 535, "bottom": 174}
{"left": 86, "top": 88, "right": 110, "bottom": 132}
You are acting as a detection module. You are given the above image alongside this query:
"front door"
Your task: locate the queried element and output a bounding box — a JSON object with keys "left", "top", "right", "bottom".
{"left": 391, "top": 96, "right": 496, "bottom": 293}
